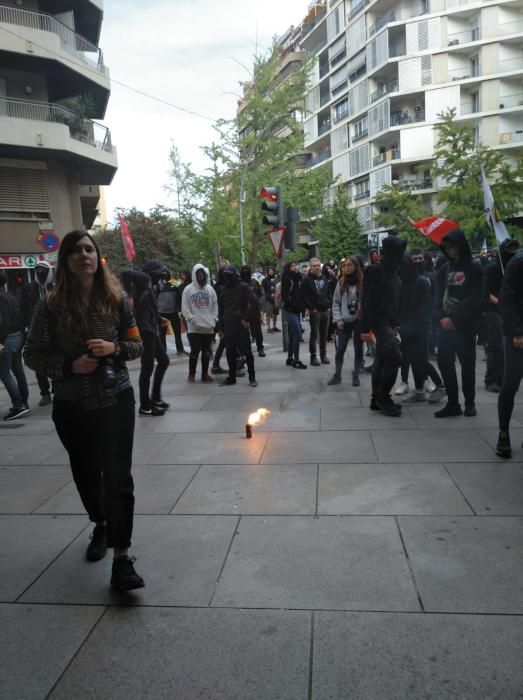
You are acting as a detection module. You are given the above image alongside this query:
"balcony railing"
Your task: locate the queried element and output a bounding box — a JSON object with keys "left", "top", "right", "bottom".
{"left": 499, "top": 93, "right": 523, "bottom": 108}
{"left": 0, "top": 96, "right": 112, "bottom": 152}
{"left": 348, "top": 0, "right": 369, "bottom": 20}
{"left": 320, "top": 92, "right": 331, "bottom": 107}
{"left": 319, "top": 63, "right": 329, "bottom": 79}
{"left": 301, "top": 6, "right": 327, "bottom": 39}
{"left": 354, "top": 189, "right": 370, "bottom": 200}
{"left": 448, "top": 64, "right": 481, "bottom": 80}
{"left": 333, "top": 106, "right": 349, "bottom": 123}
{"left": 447, "top": 27, "right": 481, "bottom": 45}
{"left": 368, "top": 2, "right": 431, "bottom": 35}
{"left": 390, "top": 108, "right": 425, "bottom": 125}
{"left": 369, "top": 9, "right": 397, "bottom": 36}
{"left": 499, "top": 130, "right": 523, "bottom": 144}
{"left": 370, "top": 79, "right": 398, "bottom": 103}
{"left": 499, "top": 19, "right": 523, "bottom": 36}
{"left": 309, "top": 149, "right": 332, "bottom": 166}
{"left": 499, "top": 57, "right": 523, "bottom": 72}
{"left": 352, "top": 128, "right": 369, "bottom": 142}
{"left": 394, "top": 177, "right": 433, "bottom": 190}
{"left": 460, "top": 100, "right": 482, "bottom": 114}
{"left": 389, "top": 44, "right": 406, "bottom": 59}
{"left": 0, "top": 4, "right": 104, "bottom": 71}
{"left": 318, "top": 120, "right": 331, "bottom": 135}
{"left": 373, "top": 149, "right": 401, "bottom": 166}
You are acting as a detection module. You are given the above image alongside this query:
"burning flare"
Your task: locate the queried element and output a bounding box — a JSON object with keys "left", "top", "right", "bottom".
{"left": 247, "top": 408, "right": 271, "bottom": 427}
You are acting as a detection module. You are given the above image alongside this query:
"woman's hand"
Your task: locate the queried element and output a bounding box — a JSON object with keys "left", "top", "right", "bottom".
{"left": 86, "top": 339, "right": 116, "bottom": 357}
{"left": 72, "top": 355, "right": 99, "bottom": 374}
{"left": 440, "top": 317, "right": 455, "bottom": 331}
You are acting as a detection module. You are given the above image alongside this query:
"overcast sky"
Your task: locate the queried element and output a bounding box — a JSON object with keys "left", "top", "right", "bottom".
{"left": 100, "top": 0, "right": 308, "bottom": 224}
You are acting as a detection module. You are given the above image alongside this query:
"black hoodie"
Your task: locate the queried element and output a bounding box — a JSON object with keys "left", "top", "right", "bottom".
{"left": 361, "top": 235, "right": 406, "bottom": 333}
{"left": 301, "top": 270, "right": 333, "bottom": 312}
{"left": 499, "top": 250, "right": 523, "bottom": 338}
{"left": 217, "top": 273, "right": 250, "bottom": 330}
{"left": 399, "top": 255, "right": 431, "bottom": 340}
{"left": 435, "top": 229, "right": 485, "bottom": 331}
{"left": 281, "top": 268, "right": 305, "bottom": 314}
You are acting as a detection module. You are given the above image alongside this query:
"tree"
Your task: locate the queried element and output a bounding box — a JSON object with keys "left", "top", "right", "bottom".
{"left": 432, "top": 108, "right": 523, "bottom": 247}
{"left": 315, "top": 187, "right": 365, "bottom": 260}
{"left": 375, "top": 185, "right": 433, "bottom": 249}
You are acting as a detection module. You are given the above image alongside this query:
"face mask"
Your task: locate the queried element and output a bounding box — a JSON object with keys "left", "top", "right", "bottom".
{"left": 414, "top": 262, "right": 424, "bottom": 274}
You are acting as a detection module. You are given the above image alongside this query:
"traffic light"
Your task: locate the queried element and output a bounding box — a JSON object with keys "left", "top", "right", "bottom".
{"left": 260, "top": 186, "right": 283, "bottom": 229}
{"left": 284, "top": 206, "right": 299, "bottom": 251}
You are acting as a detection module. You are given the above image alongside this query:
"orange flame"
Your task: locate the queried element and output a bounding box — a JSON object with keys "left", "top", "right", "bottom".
{"left": 247, "top": 408, "right": 271, "bottom": 427}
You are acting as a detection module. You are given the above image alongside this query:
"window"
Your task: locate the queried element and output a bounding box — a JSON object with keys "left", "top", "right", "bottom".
{"left": 334, "top": 98, "right": 349, "bottom": 122}
{"left": 0, "top": 167, "right": 50, "bottom": 219}
{"left": 353, "top": 115, "right": 368, "bottom": 140}
{"left": 354, "top": 179, "right": 370, "bottom": 199}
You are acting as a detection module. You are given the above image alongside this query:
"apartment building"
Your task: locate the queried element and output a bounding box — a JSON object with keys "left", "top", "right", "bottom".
{"left": 0, "top": 0, "right": 116, "bottom": 282}
{"left": 299, "top": 0, "right": 523, "bottom": 245}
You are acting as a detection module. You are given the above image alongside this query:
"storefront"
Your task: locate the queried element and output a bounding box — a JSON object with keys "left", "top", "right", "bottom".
{"left": 0, "top": 252, "right": 57, "bottom": 294}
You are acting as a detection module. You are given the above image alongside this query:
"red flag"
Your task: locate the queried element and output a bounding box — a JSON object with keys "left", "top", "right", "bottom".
{"left": 410, "top": 216, "right": 460, "bottom": 245}
{"left": 118, "top": 213, "right": 136, "bottom": 263}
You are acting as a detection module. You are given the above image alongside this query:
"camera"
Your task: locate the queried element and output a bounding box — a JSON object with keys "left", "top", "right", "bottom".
{"left": 96, "top": 358, "right": 117, "bottom": 391}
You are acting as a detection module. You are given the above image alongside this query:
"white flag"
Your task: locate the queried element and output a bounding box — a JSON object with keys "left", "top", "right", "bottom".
{"left": 481, "top": 166, "right": 509, "bottom": 245}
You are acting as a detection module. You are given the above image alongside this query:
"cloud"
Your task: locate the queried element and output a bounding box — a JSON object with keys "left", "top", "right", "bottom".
{"left": 98, "top": 0, "right": 307, "bottom": 222}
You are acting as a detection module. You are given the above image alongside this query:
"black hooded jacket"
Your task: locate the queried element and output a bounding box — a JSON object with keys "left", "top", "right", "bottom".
{"left": 398, "top": 255, "right": 431, "bottom": 341}
{"left": 361, "top": 236, "right": 406, "bottom": 333}
{"left": 240, "top": 266, "right": 263, "bottom": 314}
{"left": 301, "top": 271, "right": 333, "bottom": 312}
{"left": 218, "top": 274, "right": 250, "bottom": 330}
{"left": 499, "top": 250, "right": 523, "bottom": 338}
{"left": 434, "top": 229, "right": 485, "bottom": 331}
{"left": 281, "top": 269, "right": 305, "bottom": 314}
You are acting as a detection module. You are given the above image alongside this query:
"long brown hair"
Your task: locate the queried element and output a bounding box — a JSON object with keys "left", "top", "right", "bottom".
{"left": 48, "top": 230, "right": 121, "bottom": 335}
{"left": 339, "top": 255, "right": 363, "bottom": 294}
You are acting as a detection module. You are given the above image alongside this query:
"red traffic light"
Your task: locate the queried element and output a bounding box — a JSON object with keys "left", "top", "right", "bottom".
{"left": 260, "top": 187, "right": 278, "bottom": 201}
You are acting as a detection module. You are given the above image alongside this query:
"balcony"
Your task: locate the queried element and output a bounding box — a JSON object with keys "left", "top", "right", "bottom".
{"left": 348, "top": 0, "right": 369, "bottom": 20}
{"left": 354, "top": 189, "right": 370, "bottom": 200}
{"left": 318, "top": 119, "right": 331, "bottom": 136}
{"left": 460, "top": 100, "right": 482, "bottom": 114}
{"left": 373, "top": 149, "right": 401, "bottom": 166}
{"left": 301, "top": 6, "right": 327, "bottom": 39}
{"left": 333, "top": 106, "right": 349, "bottom": 123}
{"left": 309, "top": 149, "right": 332, "bottom": 166}
{"left": 393, "top": 176, "right": 433, "bottom": 190}
{"left": 499, "top": 57, "right": 523, "bottom": 72}
{"left": 320, "top": 92, "right": 331, "bottom": 107}
{"left": 499, "top": 19, "right": 523, "bottom": 36}
{"left": 499, "top": 130, "right": 523, "bottom": 144}
{"left": 370, "top": 79, "right": 398, "bottom": 104}
{"left": 319, "top": 63, "right": 329, "bottom": 79}
{"left": 448, "top": 64, "right": 481, "bottom": 81}
{"left": 0, "top": 4, "right": 104, "bottom": 71}
{"left": 352, "top": 129, "right": 369, "bottom": 142}
{"left": 369, "top": 9, "right": 397, "bottom": 37}
{"left": 447, "top": 27, "right": 481, "bottom": 45}
{"left": 390, "top": 107, "right": 425, "bottom": 125}
{"left": 499, "top": 93, "right": 523, "bottom": 108}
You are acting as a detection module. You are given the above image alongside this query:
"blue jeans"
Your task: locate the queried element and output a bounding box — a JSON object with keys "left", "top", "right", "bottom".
{"left": 0, "top": 331, "right": 29, "bottom": 408}
{"left": 285, "top": 311, "right": 302, "bottom": 361}
{"left": 334, "top": 321, "right": 363, "bottom": 379}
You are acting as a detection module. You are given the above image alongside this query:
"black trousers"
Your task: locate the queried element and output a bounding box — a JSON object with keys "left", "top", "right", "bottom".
{"left": 371, "top": 325, "right": 402, "bottom": 400}
{"left": 37, "top": 372, "right": 51, "bottom": 396}
{"left": 309, "top": 309, "right": 330, "bottom": 358}
{"left": 485, "top": 311, "right": 504, "bottom": 387}
{"left": 188, "top": 333, "right": 213, "bottom": 376}
{"left": 160, "top": 312, "right": 185, "bottom": 353}
{"left": 139, "top": 330, "right": 170, "bottom": 409}
{"left": 213, "top": 336, "right": 226, "bottom": 368}
{"left": 225, "top": 322, "right": 255, "bottom": 380}
{"left": 401, "top": 336, "right": 427, "bottom": 390}
{"left": 498, "top": 340, "right": 523, "bottom": 432}
{"left": 52, "top": 388, "right": 136, "bottom": 549}
{"left": 249, "top": 312, "right": 264, "bottom": 351}
{"left": 437, "top": 327, "right": 476, "bottom": 407}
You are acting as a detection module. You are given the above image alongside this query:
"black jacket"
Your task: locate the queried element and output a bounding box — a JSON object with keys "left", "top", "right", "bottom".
{"left": 0, "top": 289, "right": 24, "bottom": 343}
{"left": 399, "top": 255, "right": 431, "bottom": 341}
{"left": 262, "top": 273, "right": 279, "bottom": 303}
{"left": 281, "top": 270, "right": 305, "bottom": 314}
{"left": 301, "top": 272, "right": 332, "bottom": 312}
{"left": 499, "top": 250, "right": 523, "bottom": 338}
{"left": 120, "top": 269, "right": 159, "bottom": 334}
{"left": 361, "top": 235, "right": 406, "bottom": 333}
{"left": 435, "top": 229, "right": 485, "bottom": 331}
{"left": 218, "top": 277, "right": 250, "bottom": 330}
{"left": 19, "top": 280, "right": 53, "bottom": 329}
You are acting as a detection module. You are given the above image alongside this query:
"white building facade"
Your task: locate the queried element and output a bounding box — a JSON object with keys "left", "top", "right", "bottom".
{"left": 299, "top": 0, "right": 523, "bottom": 244}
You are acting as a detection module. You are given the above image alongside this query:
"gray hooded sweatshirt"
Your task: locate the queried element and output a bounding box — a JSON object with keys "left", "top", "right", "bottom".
{"left": 181, "top": 263, "right": 218, "bottom": 334}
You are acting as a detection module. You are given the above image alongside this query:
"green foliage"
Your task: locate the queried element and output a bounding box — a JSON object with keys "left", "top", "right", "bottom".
{"left": 93, "top": 206, "right": 191, "bottom": 275}
{"left": 375, "top": 185, "right": 433, "bottom": 249}
{"left": 433, "top": 107, "right": 523, "bottom": 248}
{"left": 315, "top": 187, "right": 365, "bottom": 260}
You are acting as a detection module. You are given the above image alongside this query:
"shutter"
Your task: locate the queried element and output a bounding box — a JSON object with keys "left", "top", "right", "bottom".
{"left": 347, "top": 49, "right": 366, "bottom": 79}
{"left": 0, "top": 167, "right": 50, "bottom": 213}
{"left": 304, "top": 117, "right": 318, "bottom": 146}
{"left": 329, "top": 36, "right": 346, "bottom": 62}
{"left": 347, "top": 15, "right": 366, "bottom": 57}
{"left": 370, "top": 165, "right": 391, "bottom": 196}
{"left": 333, "top": 152, "right": 351, "bottom": 180}
{"left": 421, "top": 55, "right": 432, "bottom": 85}
{"left": 367, "top": 32, "right": 389, "bottom": 71}
{"left": 368, "top": 99, "right": 390, "bottom": 137}
{"left": 349, "top": 79, "right": 369, "bottom": 115}
{"left": 330, "top": 64, "right": 348, "bottom": 94}
{"left": 357, "top": 204, "right": 372, "bottom": 231}
{"left": 305, "top": 85, "right": 320, "bottom": 114}
{"left": 331, "top": 124, "right": 349, "bottom": 155}
{"left": 350, "top": 143, "right": 370, "bottom": 176}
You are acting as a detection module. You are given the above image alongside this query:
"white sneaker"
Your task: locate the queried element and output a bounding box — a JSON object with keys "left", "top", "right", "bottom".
{"left": 403, "top": 390, "right": 426, "bottom": 403}
{"left": 394, "top": 382, "right": 410, "bottom": 396}
{"left": 427, "top": 386, "right": 446, "bottom": 404}
{"left": 424, "top": 379, "right": 436, "bottom": 393}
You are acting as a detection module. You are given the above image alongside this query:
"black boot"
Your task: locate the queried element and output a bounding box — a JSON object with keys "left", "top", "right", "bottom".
{"left": 496, "top": 431, "right": 512, "bottom": 458}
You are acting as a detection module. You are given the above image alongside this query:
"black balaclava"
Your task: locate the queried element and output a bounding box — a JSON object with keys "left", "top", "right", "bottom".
{"left": 423, "top": 253, "right": 434, "bottom": 274}
{"left": 240, "top": 265, "right": 252, "bottom": 283}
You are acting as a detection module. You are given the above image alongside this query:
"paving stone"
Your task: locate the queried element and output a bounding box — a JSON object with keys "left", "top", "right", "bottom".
{"left": 174, "top": 464, "right": 317, "bottom": 515}
{"left": 226, "top": 409, "right": 321, "bottom": 433}
{"left": 135, "top": 395, "right": 213, "bottom": 416}
{"left": 0, "top": 418, "right": 54, "bottom": 436}
{"left": 371, "top": 429, "right": 496, "bottom": 463}
{"left": 284, "top": 390, "right": 363, "bottom": 408}
{"left": 0, "top": 603, "right": 105, "bottom": 700}
{"left": 203, "top": 393, "right": 287, "bottom": 412}
{"left": 176, "top": 380, "right": 297, "bottom": 395}
{"left": 476, "top": 427, "right": 523, "bottom": 455}
{"left": 398, "top": 516, "right": 523, "bottom": 613}
{"left": 0, "top": 466, "right": 71, "bottom": 514}
{"left": 446, "top": 462, "right": 523, "bottom": 515}
{"left": 318, "top": 463, "right": 471, "bottom": 515}
{"left": 262, "top": 431, "right": 376, "bottom": 464}
{"left": 21, "top": 515, "right": 238, "bottom": 606}
{"left": 313, "top": 611, "right": 523, "bottom": 699}
{"left": 0, "top": 515, "right": 87, "bottom": 601}
{"left": 49, "top": 607, "right": 310, "bottom": 700}
{"left": 410, "top": 402, "right": 518, "bottom": 429}
{"left": 0, "top": 432, "right": 62, "bottom": 466}
{"left": 213, "top": 516, "right": 419, "bottom": 610}
{"left": 142, "top": 411, "right": 235, "bottom": 434}
{"left": 321, "top": 407, "right": 417, "bottom": 430}
{"left": 149, "top": 433, "right": 268, "bottom": 464}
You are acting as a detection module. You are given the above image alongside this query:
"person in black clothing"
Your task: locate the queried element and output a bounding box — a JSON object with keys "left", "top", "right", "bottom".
{"left": 484, "top": 239, "right": 520, "bottom": 393}
{"left": 120, "top": 261, "right": 170, "bottom": 416}
{"left": 218, "top": 265, "right": 257, "bottom": 387}
{"left": 0, "top": 271, "right": 29, "bottom": 420}
{"left": 496, "top": 247, "right": 523, "bottom": 458}
{"left": 302, "top": 258, "right": 332, "bottom": 366}
{"left": 361, "top": 235, "right": 406, "bottom": 416}
{"left": 157, "top": 270, "right": 187, "bottom": 356}
{"left": 240, "top": 265, "right": 265, "bottom": 357}
{"left": 19, "top": 261, "right": 54, "bottom": 405}
{"left": 281, "top": 261, "right": 306, "bottom": 369}
{"left": 262, "top": 267, "right": 280, "bottom": 333}
{"left": 434, "top": 228, "right": 485, "bottom": 418}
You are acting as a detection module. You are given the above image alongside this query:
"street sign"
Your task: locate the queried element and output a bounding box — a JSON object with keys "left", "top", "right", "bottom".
{"left": 38, "top": 232, "right": 60, "bottom": 251}
{"left": 267, "top": 227, "right": 285, "bottom": 257}
{"left": 24, "top": 254, "right": 38, "bottom": 268}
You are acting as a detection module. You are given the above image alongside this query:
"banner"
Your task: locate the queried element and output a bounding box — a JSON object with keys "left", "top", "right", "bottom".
{"left": 410, "top": 216, "right": 460, "bottom": 244}
{"left": 481, "top": 166, "right": 509, "bottom": 245}
{"left": 118, "top": 213, "right": 136, "bottom": 262}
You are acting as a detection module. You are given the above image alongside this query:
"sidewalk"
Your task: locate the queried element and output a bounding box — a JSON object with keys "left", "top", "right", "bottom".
{"left": 1, "top": 332, "right": 522, "bottom": 699}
